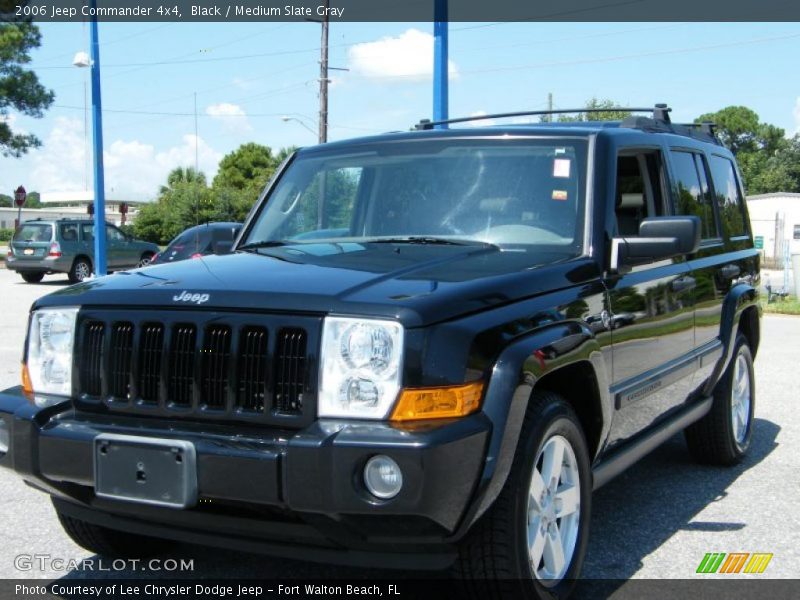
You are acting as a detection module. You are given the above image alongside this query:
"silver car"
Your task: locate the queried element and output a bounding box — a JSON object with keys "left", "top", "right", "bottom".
{"left": 6, "top": 219, "right": 159, "bottom": 284}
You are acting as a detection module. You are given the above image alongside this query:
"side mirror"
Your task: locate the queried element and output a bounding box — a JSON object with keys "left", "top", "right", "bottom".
{"left": 213, "top": 240, "right": 234, "bottom": 255}
{"left": 611, "top": 216, "right": 700, "bottom": 271}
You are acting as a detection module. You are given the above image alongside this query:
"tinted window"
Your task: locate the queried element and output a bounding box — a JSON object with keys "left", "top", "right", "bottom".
{"left": 614, "top": 152, "right": 666, "bottom": 237}
{"left": 81, "top": 223, "right": 95, "bottom": 241}
{"left": 708, "top": 155, "right": 748, "bottom": 237}
{"left": 163, "top": 229, "right": 212, "bottom": 261}
{"left": 13, "top": 223, "right": 52, "bottom": 242}
{"left": 211, "top": 226, "right": 241, "bottom": 243}
{"left": 59, "top": 223, "right": 79, "bottom": 242}
{"left": 106, "top": 225, "right": 126, "bottom": 242}
{"left": 670, "top": 151, "right": 718, "bottom": 239}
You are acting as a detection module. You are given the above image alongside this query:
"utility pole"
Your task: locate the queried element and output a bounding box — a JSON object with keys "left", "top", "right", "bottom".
{"left": 547, "top": 92, "right": 553, "bottom": 122}
{"left": 318, "top": 0, "right": 329, "bottom": 144}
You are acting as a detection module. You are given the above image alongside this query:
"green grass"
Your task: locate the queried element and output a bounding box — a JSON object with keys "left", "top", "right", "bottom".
{"left": 760, "top": 297, "right": 800, "bottom": 315}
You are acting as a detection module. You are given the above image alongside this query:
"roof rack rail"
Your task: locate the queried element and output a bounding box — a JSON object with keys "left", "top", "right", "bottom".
{"left": 414, "top": 104, "right": 669, "bottom": 130}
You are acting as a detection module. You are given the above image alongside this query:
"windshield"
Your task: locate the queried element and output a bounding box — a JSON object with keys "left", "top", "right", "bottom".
{"left": 242, "top": 138, "right": 587, "bottom": 259}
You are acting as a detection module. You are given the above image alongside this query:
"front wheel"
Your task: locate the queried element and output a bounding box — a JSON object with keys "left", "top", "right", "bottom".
{"left": 685, "top": 334, "right": 755, "bottom": 465}
{"left": 453, "top": 391, "right": 592, "bottom": 599}
{"left": 68, "top": 257, "right": 92, "bottom": 283}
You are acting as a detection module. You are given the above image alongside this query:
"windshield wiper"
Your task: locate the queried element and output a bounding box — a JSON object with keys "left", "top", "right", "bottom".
{"left": 367, "top": 236, "right": 499, "bottom": 248}
{"left": 236, "top": 240, "right": 289, "bottom": 252}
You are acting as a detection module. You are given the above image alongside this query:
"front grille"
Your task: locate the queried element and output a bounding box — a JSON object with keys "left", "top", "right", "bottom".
{"left": 76, "top": 311, "right": 317, "bottom": 427}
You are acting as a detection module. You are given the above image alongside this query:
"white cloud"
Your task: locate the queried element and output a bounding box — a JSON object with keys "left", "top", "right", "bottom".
{"left": 794, "top": 97, "right": 800, "bottom": 135}
{"left": 206, "top": 102, "right": 252, "bottom": 133}
{"left": 347, "top": 29, "right": 459, "bottom": 82}
{"left": 29, "top": 117, "right": 222, "bottom": 200}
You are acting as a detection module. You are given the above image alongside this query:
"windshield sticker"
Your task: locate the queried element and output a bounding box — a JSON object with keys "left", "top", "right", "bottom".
{"left": 553, "top": 159, "right": 571, "bottom": 178}
{"left": 552, "top": 190, "right": 568, "bottom": 201}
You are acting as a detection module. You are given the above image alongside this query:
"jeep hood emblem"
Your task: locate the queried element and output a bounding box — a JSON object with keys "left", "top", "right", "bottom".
{"left": 173, "top": 291, "right": 210, "bottom": 305}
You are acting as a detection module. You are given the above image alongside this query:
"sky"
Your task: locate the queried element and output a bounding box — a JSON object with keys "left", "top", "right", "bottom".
{"left": 2, "top": 21, "right": 800, "bottom": 201}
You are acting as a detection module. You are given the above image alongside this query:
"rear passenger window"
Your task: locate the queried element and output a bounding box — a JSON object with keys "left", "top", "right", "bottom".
{"left": 669, "top": 151, "right": 718, "bottom": 240}
{"left": 708, "top": 155, "right": 748, "bottom": 237}
{"left": 59, "top": 223, "right": 79, "bottom": 242}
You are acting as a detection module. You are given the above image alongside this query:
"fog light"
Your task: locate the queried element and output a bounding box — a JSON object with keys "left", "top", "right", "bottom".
{"left": 0, "top": 419, "right": 9, "bottom": 455}
{"left": 363, "top": 455, "right": 403, "bottom": 499}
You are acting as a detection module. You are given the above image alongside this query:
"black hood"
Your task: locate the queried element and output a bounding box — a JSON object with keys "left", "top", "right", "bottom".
{"left": 36, "top": 243, "right": 594, "bottom": 327}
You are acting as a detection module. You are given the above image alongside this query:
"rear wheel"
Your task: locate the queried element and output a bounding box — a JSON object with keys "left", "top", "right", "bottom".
{"left": 21, "top": 272, "right": 45, "bottom": 283}
{"left": 68, "top": 257, "right": 92, "bottom": 283}
{"left": 453, "top": 391, "right": 591, "bottom": 599}
{"left": 685, "top": 334, "right": 755, "bottom": 465}
{"left": 55, "top": 505, "right": 175, "bottom": 557}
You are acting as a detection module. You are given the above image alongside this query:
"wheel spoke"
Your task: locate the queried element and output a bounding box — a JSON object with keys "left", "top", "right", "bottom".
{"left": 529, "top": 469, "right": 547, "bottom": 512}
{"left": 528, "top": 518, "right": 547, "bottom": 567}
{"left": 555, "top": 484, "right": 579, "bottom": 518}
{"left": 543, "top": 525, "right": 566, "bottom": 577}
{"left": 541, "top": 438, "right": 565, "bottom": 489}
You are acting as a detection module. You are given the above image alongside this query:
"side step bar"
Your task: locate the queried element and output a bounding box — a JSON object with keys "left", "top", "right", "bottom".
{"left": 592, "top": 396, "right": 713, "bottom": 490}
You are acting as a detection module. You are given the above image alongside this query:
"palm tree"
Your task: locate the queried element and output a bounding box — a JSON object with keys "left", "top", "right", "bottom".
{"left": 159, "top": 167, "right": 206, "bottom": 196}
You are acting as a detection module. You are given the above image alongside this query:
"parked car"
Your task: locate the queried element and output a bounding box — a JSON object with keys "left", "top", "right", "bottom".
{"left": 0, "top": 105, "right": 760, "bottom": 599}
{"left": 5, "top": 219, "right": 160, "bottom": 284}
{"left": 150, "top": 222, "right": 242, "bottom": 265}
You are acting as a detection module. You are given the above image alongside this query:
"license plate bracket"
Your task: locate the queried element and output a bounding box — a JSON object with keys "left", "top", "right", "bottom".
{"left": 94, "top": 434, "right": 197, "bottom": 509}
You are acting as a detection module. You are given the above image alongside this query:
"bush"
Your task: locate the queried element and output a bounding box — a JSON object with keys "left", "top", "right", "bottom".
{"left": 0, "top": 228, "right": 14, "bottom": 242}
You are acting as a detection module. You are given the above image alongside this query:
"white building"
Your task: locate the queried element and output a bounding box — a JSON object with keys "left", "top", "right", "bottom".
{"left": 746, "top": 192, "right": 800, "bottom": 261}
{"left": 1, "top": 191, "right": 149, "bottom": 230}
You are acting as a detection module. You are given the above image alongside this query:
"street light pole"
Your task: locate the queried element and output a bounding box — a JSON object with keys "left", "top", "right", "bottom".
{"left": 88, "top": 0, "right": 107, "bottom": 276}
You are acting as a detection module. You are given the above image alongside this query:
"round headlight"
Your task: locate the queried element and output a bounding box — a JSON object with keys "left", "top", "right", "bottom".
{"left": 340, "top": 323, "right": 394, "bottom": 374}
{"left": 363, "top": 455, "right": 403, "bottom": 499}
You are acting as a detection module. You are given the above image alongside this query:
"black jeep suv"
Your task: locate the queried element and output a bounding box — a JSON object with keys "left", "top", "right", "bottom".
{"left": 0, "top": 105, "right": 760, "bottom": 598}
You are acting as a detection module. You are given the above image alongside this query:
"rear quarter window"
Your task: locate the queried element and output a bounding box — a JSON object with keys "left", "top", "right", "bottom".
{"left": 59, "top": 223, "right": 79, "bottom": 241}
{"left": 13, "top": 223, "right": 53, "bottom": 242}
{"left": 708, "top": 155, "right": 748, "bottom": 238}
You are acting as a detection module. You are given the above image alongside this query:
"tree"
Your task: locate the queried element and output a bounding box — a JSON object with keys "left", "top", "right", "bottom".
{"left": 694, "top": 106, "right": 777, "bottom": 156}
{"left": 1, "top": 22, "right": 55, "bottom": 157}
{"left": 555, "top": 98, "right": 632, "bottom": 122}
{"left": 211, "top": 143, "right": 297, "bottom": 222}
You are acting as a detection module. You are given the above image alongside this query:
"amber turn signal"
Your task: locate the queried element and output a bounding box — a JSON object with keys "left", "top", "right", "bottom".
{"left": 21, "top": 363, "right": 34, "bottom": 398}
{"left": 390, "top": 381, "right": 484, "bottom": 421}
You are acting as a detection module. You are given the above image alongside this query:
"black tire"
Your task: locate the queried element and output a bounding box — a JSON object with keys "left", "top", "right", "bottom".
{"left": 685, "top": 334, "right": 755, "bottom": 465}
{"left": 21, "top": 272, "right": 45, "bottom": 283}
{"left": 452, "top": 390, "right": 592, "bottom": 600}
{"left": 55, "top": 506, "right": 174, "bottom": 557}
{"left": 68, "top": 257, "right": 92, "bottom": 283}
{"left": 138, "top": 252, "right": 155, "bottom": 268}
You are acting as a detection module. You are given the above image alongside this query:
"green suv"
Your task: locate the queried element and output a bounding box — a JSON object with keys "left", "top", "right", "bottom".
{"left": 6, "top": 219, "right": 159, "bottom": 284}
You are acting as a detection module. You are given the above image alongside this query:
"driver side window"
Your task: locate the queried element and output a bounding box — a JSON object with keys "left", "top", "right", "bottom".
{"left": 614, "top": 151, "right": 666, "bottom": 237}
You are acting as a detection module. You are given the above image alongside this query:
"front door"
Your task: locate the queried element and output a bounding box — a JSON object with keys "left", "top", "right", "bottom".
{"left": 604, "top": 149, "right": 697, "bottom": 448}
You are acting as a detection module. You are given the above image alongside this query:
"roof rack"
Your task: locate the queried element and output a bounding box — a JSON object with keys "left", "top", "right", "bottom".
{"left": 415, "top": 106, "right": 664, "bottom": 130}
{"left": 414, "top": 103, "right": 722, "bottom": 146}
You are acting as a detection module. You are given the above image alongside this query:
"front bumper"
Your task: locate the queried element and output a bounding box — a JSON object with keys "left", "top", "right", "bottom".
{"left": 0, "top": 386, "right": 490, "bottom": 568}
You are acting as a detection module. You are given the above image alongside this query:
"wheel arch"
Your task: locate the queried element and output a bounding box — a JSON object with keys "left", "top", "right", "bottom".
{"left": 451, "top": 321, "right": 612, "bottom": 539}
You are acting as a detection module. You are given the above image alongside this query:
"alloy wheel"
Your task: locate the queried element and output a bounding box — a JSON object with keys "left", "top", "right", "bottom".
{"left": 731, "top": 350, "right": 752, "bottom": 445}
{"left": 526, "top": 434, "right": 581, "bottom": 584}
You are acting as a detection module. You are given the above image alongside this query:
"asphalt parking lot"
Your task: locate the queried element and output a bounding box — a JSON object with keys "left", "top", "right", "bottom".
{"left": 0, "top": 268, "right": 797, "bottom": 589}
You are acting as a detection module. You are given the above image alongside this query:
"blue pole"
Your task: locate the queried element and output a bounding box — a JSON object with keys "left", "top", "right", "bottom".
{"left": 433, "top": 0, "right": 448, "bottom": 128}
{"left": 89, "top": 0, "right": 107, "bottom": 276}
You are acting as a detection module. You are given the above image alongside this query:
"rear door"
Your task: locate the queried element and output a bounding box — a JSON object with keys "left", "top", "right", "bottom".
{"left": 10, "top": 223, "right": 53, "bottom": 262}
{"left": 604, "top": 146, "right": 697, "bottom": 448}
